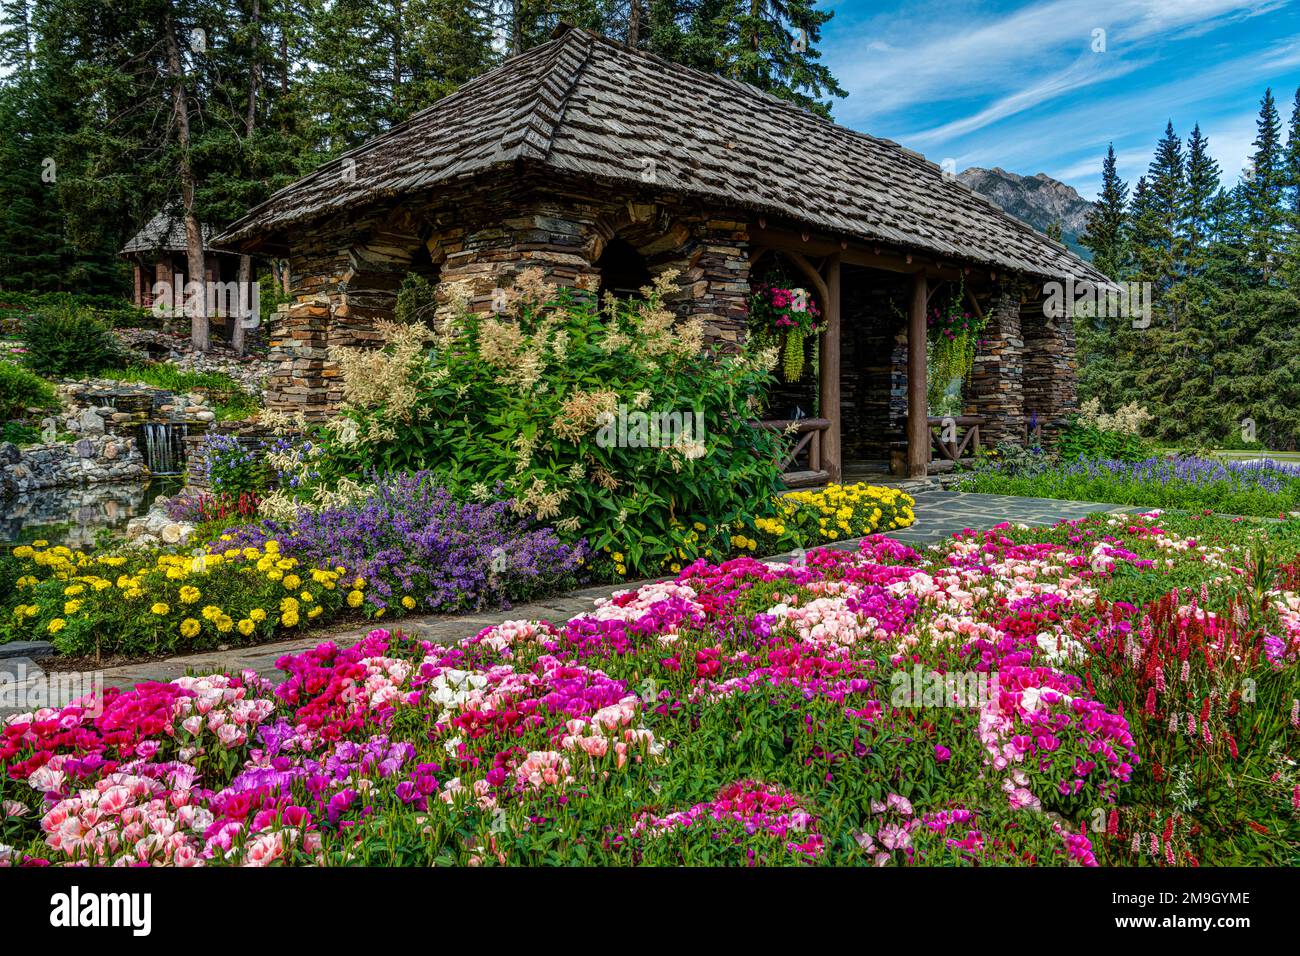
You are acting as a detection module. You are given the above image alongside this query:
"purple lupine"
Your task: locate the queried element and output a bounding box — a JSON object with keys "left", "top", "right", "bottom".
{"left": 223, "top": 471, "right": 589, "bottom": 613}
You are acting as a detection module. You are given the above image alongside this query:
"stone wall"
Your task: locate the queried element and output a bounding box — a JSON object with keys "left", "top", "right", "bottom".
{"left": 0, "top": 436, "right": 148, "bottom": 497}
{"left": 967, "top": 283, "right": 1026, "bottom": 445}
{"left": 265, "top": 172, "right": 753, "bottom": 417}
{"left": 1021, "top": 295, "right": 1078, "bottom": 443}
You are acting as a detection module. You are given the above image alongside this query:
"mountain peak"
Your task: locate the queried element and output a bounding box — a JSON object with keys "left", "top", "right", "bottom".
{"left": 956, "top": 167, "right": 1094, "bottom": 259}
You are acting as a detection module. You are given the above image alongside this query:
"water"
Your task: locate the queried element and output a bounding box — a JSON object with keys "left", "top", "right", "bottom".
{"left": 139, "top": 422, "right": 189, "bottom": 475}
{"left": 0, "top": 478, "right": 182, "bottom": 550}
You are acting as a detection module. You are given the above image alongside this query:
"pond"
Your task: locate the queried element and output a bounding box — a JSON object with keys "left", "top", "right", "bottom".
{"left": 0, "top": 478, "right": 183, "bottom": 550}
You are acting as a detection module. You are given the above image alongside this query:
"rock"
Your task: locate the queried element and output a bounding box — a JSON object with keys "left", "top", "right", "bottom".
{"left": 160, "top": 522, "right": 185, "bottom": 544}
{"left": 0, "top": 640, "right": 55, "bottom": 661}
{"left": 103, "top": 442, "right": 119, "bottom": 460}
{"left": 195, "top": 410, "right": 216, "bottom": 422}
{"left": 74, "top": 438, "right": 96, "bottom": 458}
{"left": 77, "top": 407, "right": 105, "bottom": 435}
{"left": 0, "top": 442, "right": 20, "bottom": 465}
{"left": 0, "top": 657, "right": 43, "bottom": 681}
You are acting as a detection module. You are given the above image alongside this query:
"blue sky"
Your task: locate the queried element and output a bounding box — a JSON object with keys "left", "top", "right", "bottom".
{"left": 820, "top": 0, "right": 1300, "bottom": 200}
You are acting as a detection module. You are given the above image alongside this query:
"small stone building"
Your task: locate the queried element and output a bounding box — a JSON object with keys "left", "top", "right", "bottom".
{"left": 217, "top": 25, "right": 1108, "bottom": 481}
{"left": 121, "top": 211, "right": 240, "bottom": 305}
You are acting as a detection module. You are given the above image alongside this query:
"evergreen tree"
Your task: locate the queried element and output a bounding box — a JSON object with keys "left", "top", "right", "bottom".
{"left": 1133, "top": 122, "right": 1185, "bottom": 293}
{"left": 1283, "top": 87, "right": 1300, "bottom": 285}
{"left": 1080, "top": 143, "right": 1128, "bottom": 280}
{"left": 1183, "top": 123, "right": 1221, "bottom": 273}
{"left": 1240, "top": 88, "right": 1285, "bottom": 279}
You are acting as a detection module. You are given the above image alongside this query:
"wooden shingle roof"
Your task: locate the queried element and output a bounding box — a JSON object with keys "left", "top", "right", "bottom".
{"left": 121, "top": 211, "right": 222, "bottom": 255}
{"left": 218, "top": 26, "right": 1106, "bottom": 284}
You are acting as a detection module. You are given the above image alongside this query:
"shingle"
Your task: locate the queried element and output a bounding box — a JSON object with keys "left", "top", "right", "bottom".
{"left": 121, "top": 211, "right": 222, "bottom": 254}
{"left": 216, "top": 27, "right": 1107, "bottom": 285}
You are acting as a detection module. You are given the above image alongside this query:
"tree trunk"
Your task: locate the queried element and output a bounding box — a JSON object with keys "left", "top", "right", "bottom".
{"left": 163, "top": 7, "right": 208, "bottom": 352}
{"left": 627, "top": 0, "right": 641, "bottom": 47}
{"left": 232, "top": 0, "right": 261, "bottom": 356}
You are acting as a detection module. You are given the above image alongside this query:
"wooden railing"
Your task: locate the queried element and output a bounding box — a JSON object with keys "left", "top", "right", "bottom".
{"left": 892, "top": 415, "right": 988, "bottom": 475}
{"left": 753, "top": 417, "right": 831, "bottom": 487}
{"left": 929, "top": 415, "right": 986, "bottom": 464}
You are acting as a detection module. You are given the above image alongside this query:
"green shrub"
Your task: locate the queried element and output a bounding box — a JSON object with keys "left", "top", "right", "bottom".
{"left": 1, "top": 421, "right": 40, "bottom": 445}
{"left": 314, "top": 270, "right": 792, "bottom": 577}
{"left": 0, "top": 360, "right": 58, "bottom": 421}
{"left": 0, "top": 291, "right": 148, "bottom": 329}
{"left": 1057, "top": 418, "right": 1154, "bottom": 462}
{"left": 21, "top": 305, "right": 121, "bottom": 377}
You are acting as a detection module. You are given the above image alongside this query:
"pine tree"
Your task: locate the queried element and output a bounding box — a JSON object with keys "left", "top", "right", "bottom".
{"left": 1081, "top": 144, "right": 1129, "bottom": 280}
{"left": 1138, "top": 122, "right": 1185, "bottom": 292}
{"left": 1183, "top": 123, "right": 1221, "bottom": 273}
{"left": 1240, "top": 88, "right": 1285, "bottom": 279}
{"left": 1282, "top": 87, "right": 1300, "bottom": 285}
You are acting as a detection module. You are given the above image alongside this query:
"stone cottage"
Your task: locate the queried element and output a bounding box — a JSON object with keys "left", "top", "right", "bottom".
{"left": 121, "top": 211, "right": 241, "bottom": 309}
{"left": 216, "top": 24, "right": 1109, "bottom": 482}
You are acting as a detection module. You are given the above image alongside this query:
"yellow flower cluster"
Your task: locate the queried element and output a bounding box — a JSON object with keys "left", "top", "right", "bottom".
{"left": 5, "top": 537, "right": 356, "bottom": 655}
{"left": 781, "top": 483, "right": 915, "bottom": 541}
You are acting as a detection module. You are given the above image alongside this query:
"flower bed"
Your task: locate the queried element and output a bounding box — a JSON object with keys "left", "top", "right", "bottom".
{"left": 3, "top": 510, "right": 1297, "bottom": 866}
{"left": 2, "top": 476, "right": 587, "bottom": 658}
{"left": 960, "top": 454, "right": 1300, "bottom": 517}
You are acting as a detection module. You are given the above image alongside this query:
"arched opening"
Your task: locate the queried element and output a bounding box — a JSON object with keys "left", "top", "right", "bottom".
{"left": 393, "top": 241, "right": 443, "bottom": 329}
{"left": 595, "top": 237, "right": 652, "bottom": 302}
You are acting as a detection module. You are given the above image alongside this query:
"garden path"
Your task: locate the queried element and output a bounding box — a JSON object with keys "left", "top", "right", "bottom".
{"left": 0, "top": 490, "right": 1134, "bottom": 714}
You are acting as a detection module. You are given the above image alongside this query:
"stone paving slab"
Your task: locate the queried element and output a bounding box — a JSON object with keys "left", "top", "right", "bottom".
{"left": 0, "top": 491, "right": 1148, "bottom": 715}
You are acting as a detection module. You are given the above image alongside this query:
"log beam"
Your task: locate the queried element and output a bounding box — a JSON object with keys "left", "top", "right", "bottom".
{"left": 820, "top": 254, "right": 842, "bottom": 483}
{"left": 907, "top": 271, "right": 929, "bottom": 477}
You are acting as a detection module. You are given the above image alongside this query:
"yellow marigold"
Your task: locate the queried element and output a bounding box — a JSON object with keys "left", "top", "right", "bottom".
{"left": 300, "top": 591, "right": 314, "bottom": 604}
{"left": 32, "top": 539, "right": 48, "bottom": 547}
{"left": 180, "top": 618, "right": 200, "bottom": 638}
{"left": 307, "top": 606, "right": 323, "bottom": 619}
{"left": 63, "top": 584, "right": 85, "bottom": 596}
{"left": 402, "top": 596, "right": 416, "bottom": 610}
{"left": 282, "top": 610, "right": 300, "bottom": 627}
{"left": 250, "top": 608, "right": 267, "bottom": 623}
{"left": 283, "top": 574, "right": 302, "bottom": 590}
{"left": 63, "top": 600, "right": 83, "bottom": 615}
{"left": 346, "top": 590, "right": 364, "bottom": 608}
{"left": 216, "top": 615, "right": 234, "bottom": 633}
{"left": 123, "top": 587, "right": 143, "bottom": 600}
{"left": 12, "top": 545, "right": 34, "bottom": 559}
{"left": 47, "top": 618, "right": 66, "bottom": 634}
{"left": 151, "top": 603, "right": 170, "bottom": 615}
{"left": 179, "top": 586, "right": 201, "bottom": 604}
{"left": 352, "top": 576, "right": 365, "bottom": 589}
{"left": 237, "top": 619, "right": 256, "bottom": 636}
{"left": 266, "top": 569, "right": 284, "bottom": 582}
{"left": 265, "top": 540, "right": 280, "bottom": 553}
{"left": 280, "top": 596, "right": 300, "bottom": 614}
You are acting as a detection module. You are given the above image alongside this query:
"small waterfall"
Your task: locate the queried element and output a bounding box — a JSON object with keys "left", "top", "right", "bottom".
{"left": 139, "top": 423, "right": 189, "bottom": 475}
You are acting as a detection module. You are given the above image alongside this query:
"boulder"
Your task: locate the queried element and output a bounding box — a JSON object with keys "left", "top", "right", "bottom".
{"left": 77, "top": 407, "right": 105, "bottom": 435}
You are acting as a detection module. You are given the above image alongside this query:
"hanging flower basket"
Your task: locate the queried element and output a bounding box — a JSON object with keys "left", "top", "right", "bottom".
{"left": 749, "top": 284, "right": 823, "bottom": 382}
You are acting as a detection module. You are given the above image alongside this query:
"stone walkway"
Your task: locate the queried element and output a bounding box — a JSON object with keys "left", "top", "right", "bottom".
{"left": 0, "top": 490, "right": 1134, "bottom": 714}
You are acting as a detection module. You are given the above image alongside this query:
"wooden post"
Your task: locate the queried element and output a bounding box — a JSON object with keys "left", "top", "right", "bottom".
{"left": 820, "top": 254, "right": 842, "bottom": 483}
{"left": 907, "top": 271, "right": 928, "bottom": 477}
